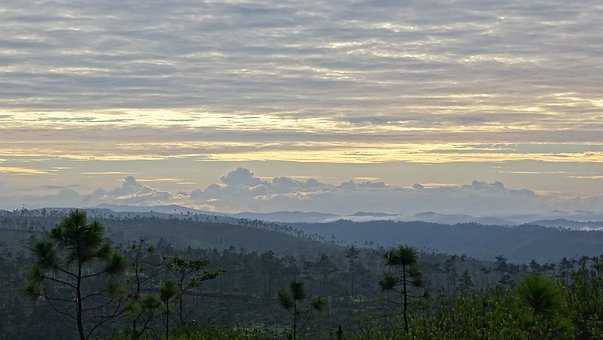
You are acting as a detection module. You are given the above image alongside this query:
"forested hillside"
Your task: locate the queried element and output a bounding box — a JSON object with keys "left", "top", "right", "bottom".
{"left": 1, "top": 209, "right": 603, "bottom": 339}
{"left": 295, "top": 220, "right": 603, "bottom": 262}
{"left": 6, "top": 208, "right": 603, "bottom": 262}
{"left": 0, "top": 208, "right": 330, "bottom": 256}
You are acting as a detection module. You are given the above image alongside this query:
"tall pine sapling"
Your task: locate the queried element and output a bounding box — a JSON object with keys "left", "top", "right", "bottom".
{"left": 379, "top": 245, "right": 424, "bottom": 334}
{"left": 164, "top": 256, "right": 221, "bottom": 326}
{"left": 278, "top": 281, "right": 325, "bottom": 339}
{"left": 345, "top": 246, "right": 360, "bottom": 297}
{"left": 124, "top": 240, "right": 163, "bottom": 340}
{"left": 160, "top": 280, "right": 177, "bottom": 340}
{"left": 25, "top": 210, "right": 127, "bottom": 340}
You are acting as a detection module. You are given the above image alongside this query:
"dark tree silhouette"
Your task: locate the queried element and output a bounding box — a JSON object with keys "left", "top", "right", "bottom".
{"left": 459, "top": 270, "right": 474, "bottom": 293}
{"left": 518, "top": 273, "right": 563, "bottom": 316}
{"left": 25, "top": 210, "right": 127, "bottom": 340}
{"left": 278, "top": 281, "right": 325, "bottom": 339}
{"left": 123, "top": 240, "right": 163, "bottom": 339}
{"left": 345, "top": 246, "right": 360, "bottom": 297}
{"left": 164, "top": 256, "right": 221, "bottom": 326}
{"left": 159, "top": 280, "right": 177, "bottom": 340}
{"left": 379, "top": 245, "right": 423, "bottom": 334}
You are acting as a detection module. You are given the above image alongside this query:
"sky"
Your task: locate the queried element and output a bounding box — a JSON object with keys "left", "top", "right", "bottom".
{"left": 0, "top": 0, "right": 602, "bottom": 212}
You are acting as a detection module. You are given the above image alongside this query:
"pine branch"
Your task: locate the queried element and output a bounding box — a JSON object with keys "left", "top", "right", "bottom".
{"left": 41, "top": 275, "right": 77, "bottom": 289}
{"left": 43, "top": 292, "right": 76, "bottom": 321}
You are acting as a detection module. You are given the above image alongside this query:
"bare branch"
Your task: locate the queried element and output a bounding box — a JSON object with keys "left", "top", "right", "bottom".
{"left": 43, "top": 292, "right": 76, "bottom": 322}
{"left": 41, "top": 275, "right": 77, "bottom": 289}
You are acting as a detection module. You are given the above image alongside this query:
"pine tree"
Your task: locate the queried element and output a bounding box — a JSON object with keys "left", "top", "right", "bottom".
{"left": 164, "top": 256, "right": 221, "bottom": 326}
{"left": 345, "top": 246, "right": 360, "bottom": 297}
{"left": 459, "top": 270, "right": 474, "bottom": 293}
{"left": 160, "top": 280, "right": 177, "bottom": 340}
{"left": 25, "top": 210, "right": 127, "bottom": 340}
{"left": 124, "top": 240, "right": 163, "bottom": 340}
{"left": 278, "top": 281, "right": 325, "bottom": 339}
{"left": 379, "top": 245, "right": 423, "bottom": 333}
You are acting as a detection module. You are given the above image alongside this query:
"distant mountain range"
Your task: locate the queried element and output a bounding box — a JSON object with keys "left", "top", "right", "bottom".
{"left": 231, "top": 211, "right": 339, "bottom": 223}
{"left": 4, "top": 206, "right": 603, "bottom": 263}
{"left": 293, "top": 220, "right": 603, "bottom": 262}
{"left": 89, "top": 204, "right": 603, "bottom": 231}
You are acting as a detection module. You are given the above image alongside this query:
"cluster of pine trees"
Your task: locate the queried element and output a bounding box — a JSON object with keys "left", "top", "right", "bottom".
{"left": 2, "top": 210, "right": 603, "bottom": 339}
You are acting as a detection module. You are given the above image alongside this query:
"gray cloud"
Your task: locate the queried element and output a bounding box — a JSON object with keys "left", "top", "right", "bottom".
{"left": 3, "top": 167, "right": 603, "bottom": 216}
{"left": 1, "top": 0, "right": 602, "bottom": 199}
{"left": 85, "top": 176, "right": 171, "bottom": 205}
{"left": 0, "top": 0, "right": 601, "bottom": 122}
{"left": 187, "top": 168, "right": 551, "bottom": 215}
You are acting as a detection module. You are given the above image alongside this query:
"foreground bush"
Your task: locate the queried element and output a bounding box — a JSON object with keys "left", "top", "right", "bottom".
{"left": 112, "top": 325, "right": 268, "bottom": 340}
{"left": 354, "top": 279, "right": 574, "bottom": 340}
{"left": 170, "top": 326, "right": 268, "bottom": 340}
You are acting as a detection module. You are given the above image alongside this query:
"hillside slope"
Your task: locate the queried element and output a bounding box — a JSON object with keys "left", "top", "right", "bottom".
{"left": 294, "top": 220, "right": 603, "bottom": 262}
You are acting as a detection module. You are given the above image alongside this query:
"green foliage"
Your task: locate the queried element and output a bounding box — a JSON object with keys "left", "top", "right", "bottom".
{"left": 10, "top": 210, "right": 603, "bottom": 339}
{"left": 141, "top": 294, "right": 161, "bottom": 310}
{"left": 565, "top": 256, "right": 603, "bottom": 339}
{"left": 355, "top": 290, "right": 574, "bottom": 340}
{"left": 32, "top": 240, "right": 57, "bottom": 268}
{"left": 278, "top": 280, "right": 325, "bottom": 339}
{"left": 408, "top": 265, "right": 423, "bottom": 287}
{"left": 381, "top": 245, "right": 424, "bottom": 333}
{"left": 28, "top": 210, "right": 126, "bottom": 287}
{"left": 126, "top": 294, "right": 161, "bottom": 317}
{"left": 25, "top": 210, "right": 128, "bottom": 340}
{"left": 106, "top": 252, "right": 127, "bottom": 274}
{"left": 311, "top": 297, "right": 326, "bottom": 311}
{"left": 24, "top": 265, "right": 43, "bottom": 298}
{"left": 385, "top": 246, "right": 417, "bottom": 267}
{"left": 108, "top": 281, "right": 128, "bottom": 299}
{"left": 517, "top": 273, "right": 563, "bottom": 316}
{"left": 290, "top": 281, "right": 306, "bottom": 301}
{"left": 459, "top": 270, "right": 474, "bottom": 293}
{"left": 278, "top": 290, "right": 294, "bottom": 311}
{"left": 171, "top": 325, "right": 268, "bottom": 339}
{"left": 379, "top": 273, "right": 397, "bottom": 291}
{"left": 160, "top": 281, "right": 177, "bottom": 303}
{"left": 50, "top": 211, "right": 106, "bottom": 263}
{"left": 164, "top": 255, "right": 221, "bottom": 326}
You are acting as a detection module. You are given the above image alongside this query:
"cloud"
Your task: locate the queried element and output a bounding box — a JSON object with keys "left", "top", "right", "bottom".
{"left": 0, "top": 166, "right": 48, "bottom": 174}
{"left": 85, "top": 176, "right": 171, "bottom": 206}
{"left": 190, "top": 168, "right": 333, "bottom": 211}
{"left": 1, "top": 168, "right": 603, "bottom": 215}
{"left": 219, "top": 168, "right": 262, "bottom": 187}
{"left": 81, "top": 171, "right": 133, "bottom": 176}
{"left": 185, "top": 168, "right": 594, "bottom": 215}
{"left": 0, "top": 0, "right": 601, "bottom": 153}
{"left": 0, "top": 187, "right": 82, "bottom": 209}
{"left": 1, "top": 0, "right": 602, "bottom": 198}
{"left": 0, "top": 176, "right": 172, "bottom": 209}
{"left": 569, "top": 176, "right": 603, "bottom": 180}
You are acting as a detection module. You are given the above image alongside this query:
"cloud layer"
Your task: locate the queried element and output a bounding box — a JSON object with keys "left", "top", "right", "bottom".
{"left": 1, "top": 0, "right": 602, "bottom": 116}
{"left": 189, "top": 168, "right": 546, "bottom": 215}
{"left": 1, "top": 0, "right": 602, "bottom": 197}
{"left": 3, "top": 168, "right": 603, "bottom": 218}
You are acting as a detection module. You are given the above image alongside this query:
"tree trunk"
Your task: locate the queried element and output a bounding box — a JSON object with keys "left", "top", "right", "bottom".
{"left": 351, "top": 269, "right": 355, "bottom": 297}
{"left": 292, "top": 302, "right": 297, "bottom": 340}
{"left": 132, "top": 262, "right": 141, "bottom": 339}
{"left": 165, "top": 304, "right": 170, "bottom": 340}
{"left": 76, "top": 255, "right": 86, "bottom": 340}
{"left": 178, "top": 294, "right": 184, "bottom": 326}
{"left": 268, "top": 274, "right": 272, "bottom": 297}
{"left": 178, "top": 276, "right": 185, "bottom": 326}
{"left": 402, "top": 264, "right": 409, "bottom": 334}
